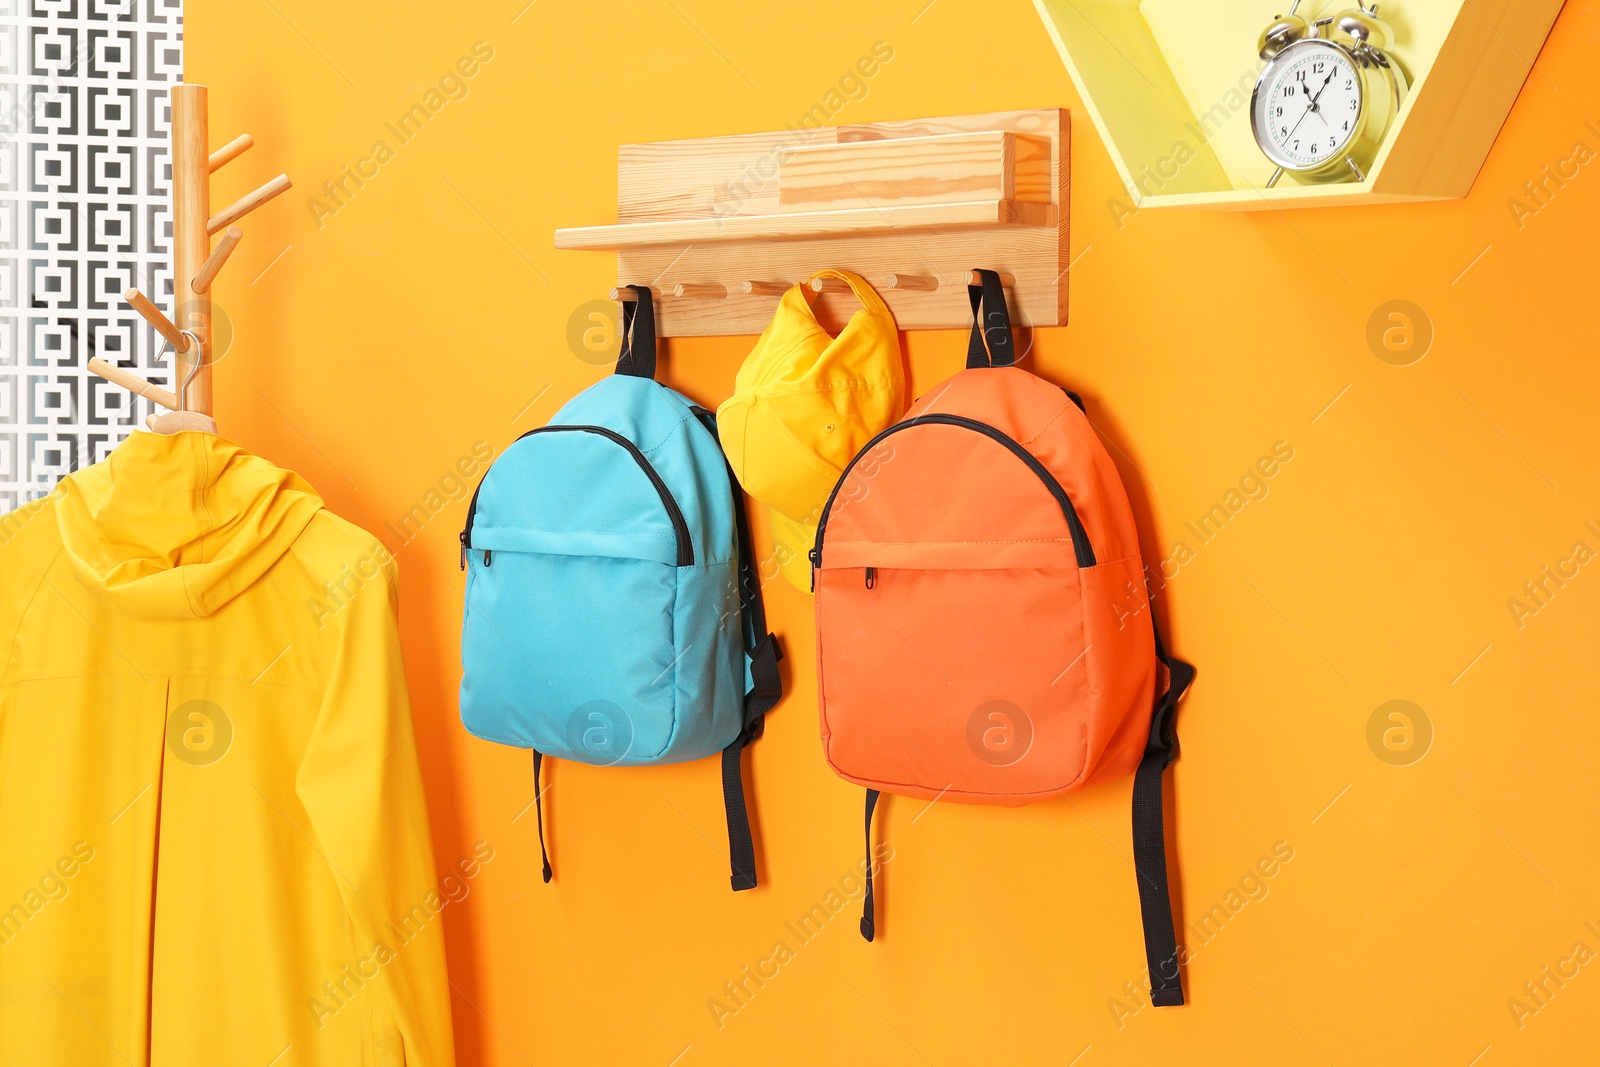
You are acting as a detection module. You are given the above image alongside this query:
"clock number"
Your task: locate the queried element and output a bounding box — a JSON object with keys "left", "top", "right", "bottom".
{"left": 1310, "top": 143, "right": 1318, "bottom": 156}
{"left": 1313, "top": 61, "right": 1325, "bottom": 73}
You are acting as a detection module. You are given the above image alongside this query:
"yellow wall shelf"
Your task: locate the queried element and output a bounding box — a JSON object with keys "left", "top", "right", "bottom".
{"left": 1033, "top": 0, "right": 1566, "bottom": 210}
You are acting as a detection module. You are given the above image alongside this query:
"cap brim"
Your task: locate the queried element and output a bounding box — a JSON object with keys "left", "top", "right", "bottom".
{"left": 768, "top": 506, "right": 820, "bottom": 594}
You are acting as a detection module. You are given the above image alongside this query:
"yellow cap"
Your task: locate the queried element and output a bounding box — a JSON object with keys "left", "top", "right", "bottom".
{"left": 767, "top": 506, "right": 822, "bottom": 592}
{"left": 717, "top": 269, "right": 904, "bottom": 592}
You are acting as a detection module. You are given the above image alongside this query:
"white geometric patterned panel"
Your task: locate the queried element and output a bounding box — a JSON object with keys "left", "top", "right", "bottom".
{"left": 0, "top": 0, "right": 180, "bottom": 514}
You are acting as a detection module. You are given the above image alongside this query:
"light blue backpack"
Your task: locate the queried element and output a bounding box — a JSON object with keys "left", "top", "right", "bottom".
{"left": 459, "top": 288, "right": 782, "bottom": 890}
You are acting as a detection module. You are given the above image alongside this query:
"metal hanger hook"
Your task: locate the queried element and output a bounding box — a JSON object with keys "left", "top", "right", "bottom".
{"left": 176, "top": 331, "right": 203, "bottom": 410}
{"left": 155, "top": 329, "right": 204, "bottom": 411}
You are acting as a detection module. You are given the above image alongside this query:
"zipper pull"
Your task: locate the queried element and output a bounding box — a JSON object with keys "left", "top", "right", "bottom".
{"left": 864, "top": 566, "right": 876, "bottom": 589}
{"left": 483, "top": 550, "right": 493, "bottom": 567}
{"left": 459, "top": 530, "right": 468, "bottom": 571}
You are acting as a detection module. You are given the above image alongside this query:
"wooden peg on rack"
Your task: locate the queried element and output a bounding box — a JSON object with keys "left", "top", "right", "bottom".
{"left": 885, "top": 273, "right": 938, "bottom": 292}
{"left": 124, "top": 288, "right": 193, "bottom": 353}
{"left": 964, "top": 269, "right": 1016, "bottom": 288}
{"left": 741, "top": 280, "right": 789, "bottom": 295}
{"left": 191, "top": 227, "right": 243, "bottom": 294}
{"left": 86, "top": 357, "right": 179, "bottom": 410}
{"left": 808, "top": 277, "right": 850, "bottom": 294}
{"left": 208, "top": 134, "right": 253, "bottom": 171}
{"left": 608, "top": 286, "right": 656, "bottom": 302}
{"left": 208, "top": 173, "right": 292, "bottom": 234}
{"left": 668, "top": 283, "right": 727, "bottom": 299}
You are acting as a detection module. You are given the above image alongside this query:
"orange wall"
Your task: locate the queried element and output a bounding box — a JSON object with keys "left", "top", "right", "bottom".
{"left": 191, "top": 2, "right": 1600, "bottom": 1063}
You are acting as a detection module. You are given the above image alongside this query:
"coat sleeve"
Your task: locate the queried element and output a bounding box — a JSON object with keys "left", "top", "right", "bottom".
{"left": 296, "top": 544, "right": 456, "bottom": 1066}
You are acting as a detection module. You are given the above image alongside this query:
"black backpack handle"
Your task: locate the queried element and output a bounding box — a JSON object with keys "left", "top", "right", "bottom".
{"left": 614, "top": 286, "right": 657, "bottom": 379}
{"left": 965, "top": 268, "right": 1016, "bottom": 369}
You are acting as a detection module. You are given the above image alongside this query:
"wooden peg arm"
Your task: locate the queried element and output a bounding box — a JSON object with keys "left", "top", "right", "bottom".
{"left": 208, "top": 134, "right": 253, "bottom": 172}
{"left": 192, "top": 227, "right": 243, "bottom": 294}
{"left": 124, "top": 289, "right": 192, "bottom": 352}
{"left": 88, "top": 357, "right": 180, "bottom": 410}
{"left": 964, "top": 269, "right": 1016, "bottom": 287}
{"left": 208, "top": 173, "right": 292, "bottom": 234}
{"left": 668, "top": 283, "right": 727, "bottom": 299}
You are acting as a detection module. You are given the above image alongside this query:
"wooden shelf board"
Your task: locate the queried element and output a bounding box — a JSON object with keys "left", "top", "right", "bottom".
{"left": 1140, "top": 183, "right": 1445, "bottom": 211}
{"left": 555, "top": 199, "right": 1054, "bottom": 250}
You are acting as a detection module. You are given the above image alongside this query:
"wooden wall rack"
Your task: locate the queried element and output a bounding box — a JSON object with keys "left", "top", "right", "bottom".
{"left": 555, "top": 109, "right": 1070, "bottom": 336}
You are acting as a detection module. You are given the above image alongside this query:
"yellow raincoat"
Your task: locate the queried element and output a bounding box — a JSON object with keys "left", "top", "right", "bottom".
{"left": 0, "top": 431, "right": 454, "bottom": 1066}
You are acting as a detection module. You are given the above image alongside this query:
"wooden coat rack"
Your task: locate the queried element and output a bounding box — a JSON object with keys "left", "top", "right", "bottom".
{"left": 89, "top": 83, "right": 291, "bottom": 426}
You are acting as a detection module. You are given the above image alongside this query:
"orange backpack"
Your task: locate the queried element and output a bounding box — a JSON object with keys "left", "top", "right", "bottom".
{"left": 810, "top": 270, "right": 1196, "bottom": 1006}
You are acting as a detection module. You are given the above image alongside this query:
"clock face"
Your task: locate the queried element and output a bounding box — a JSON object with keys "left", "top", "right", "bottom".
{"left": 1253, "top": 40, "right": 1364, "bottom": 170}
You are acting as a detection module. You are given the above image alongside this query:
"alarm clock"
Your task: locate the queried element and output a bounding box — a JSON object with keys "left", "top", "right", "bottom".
{"left": 1250, "top": 1, "right": 1408, "bottom": 186}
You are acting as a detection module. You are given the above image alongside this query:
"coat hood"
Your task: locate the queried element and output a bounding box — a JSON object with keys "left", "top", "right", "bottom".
{"left": 55, "top": 431, "right": 324, "bottom": 619}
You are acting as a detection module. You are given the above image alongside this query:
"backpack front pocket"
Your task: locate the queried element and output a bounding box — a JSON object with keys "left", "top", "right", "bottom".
{"left": 462, "top": 545, "right": 680, "bottom": 762}
{"left": 816, "top": 559, "right": 1090, "bottom": 803}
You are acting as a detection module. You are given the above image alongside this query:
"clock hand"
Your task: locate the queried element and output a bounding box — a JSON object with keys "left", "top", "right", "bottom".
{"left": 1285, "top": 95, "right": 1318, "bottom": 140}
{"left": 1305, "top": 68, "right": 1338, "bottom": 110}
{"left": 1285, "top": 69, "right": 1339, "bottom": 141}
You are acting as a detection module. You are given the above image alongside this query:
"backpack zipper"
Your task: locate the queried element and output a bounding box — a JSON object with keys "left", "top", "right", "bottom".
{"left": 810, "top": 413, "right": 1097, "bottom": 572}
{"left": 460, "top": 425, "right": 694, "bottom": 568}
{"left": 864, "top": 566, "right": 876, "bottom": 589}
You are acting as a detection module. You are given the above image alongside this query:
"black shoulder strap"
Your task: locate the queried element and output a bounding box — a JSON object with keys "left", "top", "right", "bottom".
{"left": 614, "top": 286, "right": 657, "bottom": 379}
{"left": 693, "top": 408, "right": 783, "bottom": 891}
{"left": 859, "top": 788, "right": 881, "bottom": 941}
{"left": 965, "top": 268, "right": 1016, "bottom": 369}
{"left": 531, "top": 749, "right": 552, "bottom": 883}
{"left": 1132, "top": 612, "right": 1195, "bottom": 1006}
